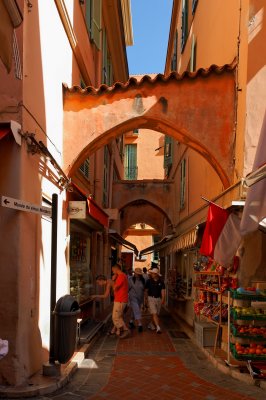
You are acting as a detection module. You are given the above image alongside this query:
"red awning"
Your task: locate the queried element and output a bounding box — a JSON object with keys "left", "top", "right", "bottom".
{"left": 71, "top": 182, "right": 109, "bottom": 228}
{"left": 87, "top": 197, "right": 109, "bottom": 228}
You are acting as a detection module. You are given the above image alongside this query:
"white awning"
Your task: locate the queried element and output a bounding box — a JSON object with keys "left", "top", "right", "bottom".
{"left": 139, "top": 227, "right": 199, "bottom": 256}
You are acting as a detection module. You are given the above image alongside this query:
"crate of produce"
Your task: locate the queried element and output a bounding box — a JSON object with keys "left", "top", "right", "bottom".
{"left": 230, "top": 324, "right": 266, "bottom": 340}
{"left": 194, "top": 321, "right": 218, "bottom": 347}
{"left": 231, "top": 307, "right": 266, "bottom": 321}
{"left": 230, "top": 288, "right": 266, "bottom": 301}
{"left": 230, "top": 342, "right": 266, "bottom": 361}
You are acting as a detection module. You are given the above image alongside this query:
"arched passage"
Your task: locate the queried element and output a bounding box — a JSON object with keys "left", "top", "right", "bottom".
{"left": 63, "top": 62, "right": 236, "bottom": 188}
{"left": 116, "top": 199, "right": 173, "bottom": 237}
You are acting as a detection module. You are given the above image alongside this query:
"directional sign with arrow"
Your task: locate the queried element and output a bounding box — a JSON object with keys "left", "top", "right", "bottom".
{"left": 1, "top": 196, "right": 52, "bottom": 217}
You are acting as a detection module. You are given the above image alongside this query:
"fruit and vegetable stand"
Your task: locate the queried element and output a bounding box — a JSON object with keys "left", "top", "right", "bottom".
{"left": 227, "top": 288, "right": 266, "bottom": 365}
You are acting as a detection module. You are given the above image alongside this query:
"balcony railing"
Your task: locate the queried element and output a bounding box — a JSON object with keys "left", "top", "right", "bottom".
{"left": 124, "top": 166, "right": 138, "bottom": 180}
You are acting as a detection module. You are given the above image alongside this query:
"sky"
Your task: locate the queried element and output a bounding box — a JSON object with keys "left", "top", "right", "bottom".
{"left": 126, "top": 0, "right": 173, "bottom": 76}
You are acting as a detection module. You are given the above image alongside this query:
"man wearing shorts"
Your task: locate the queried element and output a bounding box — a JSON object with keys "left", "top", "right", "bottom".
{"left": 145, "top": 267, "right": 165, "bottom": 334}
{"left": 112, "top": 264, "right": 130, "bottom": 339}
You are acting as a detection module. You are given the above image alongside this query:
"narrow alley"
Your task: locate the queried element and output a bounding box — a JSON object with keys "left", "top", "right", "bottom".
{"left": 1, "top": 1, "right": 266, "bottom": 398}
{"left": 30, "top": 311, "right": 265, "bottom": 400}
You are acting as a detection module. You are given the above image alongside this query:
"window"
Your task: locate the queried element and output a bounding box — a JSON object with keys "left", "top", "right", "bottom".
{"left": 192, "top": 0, "right": 198, "bottom": 15}
{"left": 79, "top": 158, "right": 90, "bottom": 180}
{"left": 133, "top": 129, "right": 139, "bottom": 135}
{"left": 164, "top": 136, "right": 173, "bottom": 165}
{"left": 124, "top": 144, "right": 138, "bottom": 180}
{"left": 171, "top": 30, "right": 178, "bottom": 71}
{"left": 164, "top": 136, "right": 173, "bottom": 178}
{"left": 180, "top": 159, "right": 186, "bottom": 209}
{"left": 85, "top": 0, "right": 92, "bottom": 35}
{"left": 102, "top": 146, "right": 110, "bottom": 207}
{"left": 102, "top": 29, "right": 113, "bottom": 85}
{"left": 190, "top": 34, "right": 197, "bottom": 72}
{"left": 80, "top": 77, "right": 86, "bottom": 89}
{"left": 181, "top": 0, "right": 188, "bottom": 53}
{"left": 85, "top": 0, "right": 102, "bottom": 49}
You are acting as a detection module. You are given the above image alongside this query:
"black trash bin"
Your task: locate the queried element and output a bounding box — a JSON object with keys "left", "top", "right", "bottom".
{"left": 54, "top": 295, "right": 80, "bottom": 364}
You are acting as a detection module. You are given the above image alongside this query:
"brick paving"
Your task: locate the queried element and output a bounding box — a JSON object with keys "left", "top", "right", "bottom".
{"left": 30, "top": 312, "right": 266, "bottom": 400}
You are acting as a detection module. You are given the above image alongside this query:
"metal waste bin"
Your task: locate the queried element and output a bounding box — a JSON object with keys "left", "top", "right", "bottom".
{"left": 54, "top": 295, "right": 80, "bottom": 364}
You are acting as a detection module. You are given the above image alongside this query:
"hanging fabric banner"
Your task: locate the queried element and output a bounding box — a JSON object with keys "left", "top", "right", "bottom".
{"left": 199, "top": 203, "right": 229, "bottom": 257}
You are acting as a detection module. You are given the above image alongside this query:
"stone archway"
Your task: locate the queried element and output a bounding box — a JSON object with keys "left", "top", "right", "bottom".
{"left": 63, "top": 62, "right": 236, "bottom": 188}
{"left": 117, "top": 199, "right": 173, "bottom": 237}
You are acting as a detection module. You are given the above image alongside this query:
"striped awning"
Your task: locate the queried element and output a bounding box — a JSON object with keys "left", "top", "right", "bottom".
{"left": 139, "top": 227, "right": 198, "bottom": 257}
{"left": 164, "top": 228, "right": 198, "bottom": 255}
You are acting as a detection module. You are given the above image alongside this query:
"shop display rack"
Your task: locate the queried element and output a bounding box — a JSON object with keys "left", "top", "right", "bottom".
{"left": 227, "top": 289, "right": 266, "bottom": 364}
{"left": 194, "top": 270, "right": 225, "bottom": 354}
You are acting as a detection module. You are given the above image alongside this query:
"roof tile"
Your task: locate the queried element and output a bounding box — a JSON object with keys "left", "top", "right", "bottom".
{"left": 63, "top": 60, "right": 237, "bottom": 96}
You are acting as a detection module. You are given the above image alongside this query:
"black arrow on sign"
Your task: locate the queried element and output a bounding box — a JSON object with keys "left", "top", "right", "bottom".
{"left": 4, "top": 199, "right": 10, "bottom": 205}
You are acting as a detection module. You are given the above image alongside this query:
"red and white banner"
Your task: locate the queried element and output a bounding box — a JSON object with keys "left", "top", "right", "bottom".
{"left": 240, "top": 110, "right": 266, "bottom": 235}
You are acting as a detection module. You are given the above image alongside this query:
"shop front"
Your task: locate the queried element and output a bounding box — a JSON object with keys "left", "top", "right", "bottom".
{"left": 68, "top": 189, "right": 109, "bottom": 323}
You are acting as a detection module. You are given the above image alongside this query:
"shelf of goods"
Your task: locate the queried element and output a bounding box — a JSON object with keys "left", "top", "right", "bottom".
{"left": 194, "top": 270, "right": 228, "bottom": 354}
{"left": 227, "top": 288, "right": 266, "bottom": 364}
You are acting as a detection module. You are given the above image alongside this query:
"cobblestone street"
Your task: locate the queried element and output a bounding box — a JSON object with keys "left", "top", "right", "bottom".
{"left": 20, "top": 313, "right": 266, "bottom": 400}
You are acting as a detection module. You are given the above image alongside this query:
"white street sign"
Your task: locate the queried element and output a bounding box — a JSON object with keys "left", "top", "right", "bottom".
{"left": 68, "top": 201, "right": 86, "bottom": 219}
{"left": 1, "top": 196, "right": 52, "bottom": 217}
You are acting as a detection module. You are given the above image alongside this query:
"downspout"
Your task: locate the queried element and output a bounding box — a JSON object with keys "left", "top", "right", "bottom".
{"left": 233, "top": 0, "right": 246, "bottom": 181}
{"left": 108, "top": 145, "right": 114, "bottom": 209}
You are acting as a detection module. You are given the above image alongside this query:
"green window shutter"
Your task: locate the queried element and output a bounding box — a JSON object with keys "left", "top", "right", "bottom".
{"left": 164, "top": 136, "right": 173, "bottom": 168}
{"left": 192, "top": 0, "right": 198, "bottom": 14}
{"left": 85, "top": 0, "right": 92, "bottom": 36}
{"left": 107, "top": 57, "right": 113, "bottom": 86}
{"left": 171, "top": 30, "right": 178, "bottom": 71}
{"left": 190, "top": 34, "right": 196, "bottom": 72}
{"left": 125, "top": 144, "right": 137, "bottom": 180}
{"left": 180, "top": 159, "right": 186, "bottom": 209}
{"left": 102, "top": 29, "right": 107, "bottom": 83}
{"left": 79, "top": 158, "right": 90, "bottom": 180}
{"left": 181, "top": 0, "right": 188, "bottom": 53}
{"left": 92, "top": 0, "right": 102, "bottom": 50}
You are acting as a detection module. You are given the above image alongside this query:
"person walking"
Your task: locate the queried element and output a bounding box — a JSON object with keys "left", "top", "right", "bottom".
{"left": 142, "top": 267, "right": 149, "bottom": 311}
{"left": 128, "top": 268, "right": 145, "bottom": 332}
{"left": 142, "top": 267, "right": 149, "bottom": 282}
{"left": 91, "top": 274, "right": 114, "bottom": 300}
{"left": 91, "top": 274, "right": 117, "bottom": 336}
{"left": 112, "top": 263, "right": 130, "bottom": 339}
{"left": 145, "top": 267, "right": 166, "bottom": 334}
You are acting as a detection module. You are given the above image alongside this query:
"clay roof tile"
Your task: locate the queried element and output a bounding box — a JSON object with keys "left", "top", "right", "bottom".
{"left": 63, "top": 60, "right": 237, "bottom": 96}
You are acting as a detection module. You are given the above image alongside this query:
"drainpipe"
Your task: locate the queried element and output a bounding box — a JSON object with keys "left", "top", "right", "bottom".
{"left": 108, "top": 145, "right": 114, "bottom": 208}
